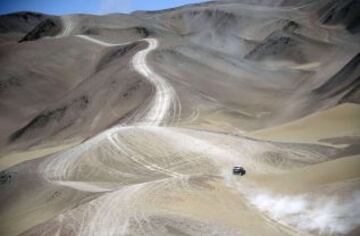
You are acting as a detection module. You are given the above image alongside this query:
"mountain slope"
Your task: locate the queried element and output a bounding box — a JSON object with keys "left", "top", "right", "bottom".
{"left": 0, "top": 0, "right": 359, "bottom": 235}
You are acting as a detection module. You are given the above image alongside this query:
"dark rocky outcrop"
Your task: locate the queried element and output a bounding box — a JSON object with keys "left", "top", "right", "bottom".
{"left": 0, "top": 171, "right": 13, "bottom": 185}
{"left": 318, "top": 0, "right": 360, "bottom": 34}
{"left": 134, "top": 26, "right": 150, "bottom": 37}
{"left": 18, "top": 18, "right": 61, "bottom": 43}
{"left": 96, "top": 42, "right": 139, "bottom": 71}
{"left": 245, "top": 32, "right": 298, "bottom": 60}
{"left": 244, "top": 19, "right": 332, "bottom": 65}
{"left": 313, "top": 53, "right": 360, "bottom": 101}
{"left": 0, "top": 12, "right": 46, "bottom": 34}
{"left": 9, "top": 96, "right": 90, "bottom": 142}
{"left": 0, "top": 76, "right": 22, "bottom": 94}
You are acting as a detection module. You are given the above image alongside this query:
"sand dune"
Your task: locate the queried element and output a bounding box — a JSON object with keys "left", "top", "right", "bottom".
{"left": 246, "top": 103, "right": 360, "bottom": 145}
{"left": 0, "top": 0, "right": 359, "bottom": 235}
{"left": 250, "top": 154, "right": 360, "bottom": 193}
{"left": 0, "top": 141, "right": 79, "bottom": 172}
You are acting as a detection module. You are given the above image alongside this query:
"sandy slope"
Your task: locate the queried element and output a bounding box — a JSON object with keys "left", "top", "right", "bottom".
{"left": 0, "top": 33, "right": 177, "bottom": 173}
{"left": 2, "top": 126, "right": 324, "bottom": 236}
{"left": 250, "top": 154, "right": 360, "bottom": 193}
{"left": 0, "top": 141, "right": 79, "bottom": 172}
{"left": 246, "top": 103, "right": 360, "bottom": 145}
{"left": 1, "top": 1, "right": 360, "bottom": 236}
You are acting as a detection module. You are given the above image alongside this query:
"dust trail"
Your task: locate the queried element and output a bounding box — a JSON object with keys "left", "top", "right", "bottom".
{"left": 247, "top": 189, "right": 360, "bottom": 235}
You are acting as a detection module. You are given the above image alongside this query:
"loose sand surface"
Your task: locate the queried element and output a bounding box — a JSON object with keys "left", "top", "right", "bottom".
{"left": 246, "top": 103, "right": 360, "bottom": 146}
{"left": 1, "top": 1, "right": 360, "bottom": 236}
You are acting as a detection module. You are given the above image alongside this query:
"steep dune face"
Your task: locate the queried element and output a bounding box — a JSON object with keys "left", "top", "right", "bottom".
{"left": 0, "top": 0, "right": 360, "bottom": 236}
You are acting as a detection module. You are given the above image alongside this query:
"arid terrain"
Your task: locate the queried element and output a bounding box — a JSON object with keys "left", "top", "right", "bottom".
{"left": 0, "top": 0, "right": 359, "bottom": 235}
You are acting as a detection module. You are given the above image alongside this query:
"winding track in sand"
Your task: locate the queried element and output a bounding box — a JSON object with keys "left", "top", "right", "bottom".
{"left": 60, "top": 15, "right": 73, "bottom": 37}
{"left": 60, "top": 15, "right": 178, "bottom": 126}
{"left": 39, "top": 19, "right": 181, "bottom": 193}
{"left": 77, "top": 35, "right": 177, "bottom": 126}
{"left": 2, "top": 15, "right": 342, "bottom": 236}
